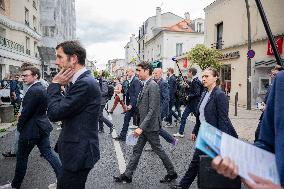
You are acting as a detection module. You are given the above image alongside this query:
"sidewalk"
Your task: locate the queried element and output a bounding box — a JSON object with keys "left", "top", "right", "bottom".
{"left": 188, "top": 104, "right": 261, "bottom": 143}
{"left": 0, "top": 122, "right": 17, "bottom": 137}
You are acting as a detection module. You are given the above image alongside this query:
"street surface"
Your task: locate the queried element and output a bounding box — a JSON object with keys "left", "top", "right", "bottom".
{"left": 0, "top": 102, "right": 249, "bottom": 189}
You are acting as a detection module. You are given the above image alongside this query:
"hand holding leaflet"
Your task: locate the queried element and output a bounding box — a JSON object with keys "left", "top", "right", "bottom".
{"left": 196, "top": 122, "right": 280, "bottom": 185}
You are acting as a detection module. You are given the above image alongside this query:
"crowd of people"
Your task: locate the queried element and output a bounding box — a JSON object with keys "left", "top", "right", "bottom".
{"left": 0, "top": 40, "right": 283, "bottom": 189}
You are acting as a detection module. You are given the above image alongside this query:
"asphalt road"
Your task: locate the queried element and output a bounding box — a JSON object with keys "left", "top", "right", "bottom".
{"left": 0, "top": 102, "right": 240, "bottom": 189}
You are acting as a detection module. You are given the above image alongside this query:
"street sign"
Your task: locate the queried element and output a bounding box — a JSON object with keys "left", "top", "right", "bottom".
{"left": 247, "top": 49, "right": 255, "bottom": 59}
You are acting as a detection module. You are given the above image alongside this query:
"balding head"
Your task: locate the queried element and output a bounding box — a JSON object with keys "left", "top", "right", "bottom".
{"left": 153, "top": 68, "right": 163, "bottom": 80}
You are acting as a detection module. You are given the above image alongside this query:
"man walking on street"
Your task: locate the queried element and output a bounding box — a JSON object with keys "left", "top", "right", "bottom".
{"left": 114, "top": 62, "right": 178, "bottom": 183}
{"left": 173, "top": 68, "right": 203, "bottom": 138}
{"left": 47, "top": 41, "right": 101, "bottom": 189}
{"left": 1, "top": 67, "right": 62, "bottom": 189}
{"left": 153, "top": 68, "right": 178, "bottom": 148}
{"left": 114, "top": 68, "right": 142, "bottom": 141}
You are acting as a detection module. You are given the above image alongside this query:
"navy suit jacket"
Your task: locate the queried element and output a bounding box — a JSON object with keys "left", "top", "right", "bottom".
{"left": 167, "top": 75, "right": 177, "bottom": 102}
{"left": 255, "top": 71, "right": 284, "bottom": 186}
{"left": 17, "top": 82, "right": 52, "bottom": 140}
{"left": 193, "top": 86, "right": 238, "bottom": 138}
{"left": 157, "top": 78, "right": 170, "bottom": 118}
{"left": 47, "top": 70, "right": 101, "bottom": 172}
{"left": 186, "top": 77, "right": 202, "bottom": 110}
{"left": 126, "top": 76, "right": 142, "bottom": 108}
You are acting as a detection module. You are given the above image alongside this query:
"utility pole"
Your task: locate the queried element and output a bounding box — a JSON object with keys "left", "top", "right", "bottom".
{"left": 245, "top": 0, "right": 252, "bottom": 110}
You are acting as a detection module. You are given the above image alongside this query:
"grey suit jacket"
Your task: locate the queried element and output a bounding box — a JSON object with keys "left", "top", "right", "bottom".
{"left": 137, "top": 78, "right": 161, "bottom": 132}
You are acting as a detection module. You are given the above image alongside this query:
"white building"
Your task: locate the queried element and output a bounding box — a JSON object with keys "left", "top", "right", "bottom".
{"left": 124, "top": 34, "right": 139, "bottom": 69}
{"left": 85, "top": 59, "right": 96, "bottom": 72}
{"left": 0, "top": 0, "right": 42, "bottom": 79}
{"left": 39, "top": 0, "right": 76, "bottom": 80}
{"left": 138, "top": 7, "right": 184, "bottom": 62}
{"left": 141, "top": 8, "right": 204, "bottom": 74}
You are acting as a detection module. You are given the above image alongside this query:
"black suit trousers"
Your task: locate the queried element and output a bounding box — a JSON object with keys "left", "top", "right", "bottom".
{"left": 57, "top": 168, "right": 91, "bottom": 189}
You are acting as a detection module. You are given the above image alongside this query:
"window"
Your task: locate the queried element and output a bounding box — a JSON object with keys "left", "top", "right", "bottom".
{"left": 259, "top": 77, "right": 270, "bottom": 93}
{"left": 197, "top": 23, "right": 203, "bottom": 32}
{"left": 176, "top": 43, "right": 183, "bottom": 56}
{"left": 25, "top": 8, "right": 29, "bottom": 26}
{"left": 33, "top": 16, "right": 37, "bottom": 31}
{"left": 34, "top": 41, "right": 37, "bottom": 57}
{"left": 216, "top": 22, "right": 223, "bottom": 49}
{"left": 33, "top": 0, "right": 37, "bottom": 9}
{"left": 26, "top": 37, "right": 30, "bottom": 55}
{"left": 0, "top": 0, "right": 5, "bottom": 10}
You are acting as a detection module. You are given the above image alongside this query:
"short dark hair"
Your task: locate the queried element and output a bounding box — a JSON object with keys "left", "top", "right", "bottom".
{"left": 56, "top": 41, "right": 86, "bottom": 65}
{"left": 137, "top": 61, "right": 153, "bottom": 75}
{"left": 22, "top": 66, "right": 41, "bottom": 79}
{"left": 167, "top": 67, "right": 174, "bottom": 74}
{"left": 188, "top": 68, "right": 197, "bottom": 76}
{"left": 21, "top": 62, "right": 33, "bottom": 70}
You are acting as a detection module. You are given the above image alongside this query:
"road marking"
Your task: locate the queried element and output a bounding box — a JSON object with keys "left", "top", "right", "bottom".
{"left": 111, "top": 129, "right": 126, "bottom": 174}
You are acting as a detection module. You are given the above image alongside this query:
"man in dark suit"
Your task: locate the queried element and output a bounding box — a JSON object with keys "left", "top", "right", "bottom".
{"left": 114, "top": 68, "right": 142, "bottom": 141}
{"left": 8, "top": 67, "right": 62, "bottom": 189}
{"left": 165, "top": 68, "right": 179, "bottom": 126}
{"left": 153, "top": 68, "right": 178, "bottom": 147}
{"left": 173, "top": 68, "right": 203, "bottom": 138}
{"left": 47, "top": 41, "right": 101, "bottom": 189}
{"left": 114, "top": 62, "right": 177, "bottom": 183}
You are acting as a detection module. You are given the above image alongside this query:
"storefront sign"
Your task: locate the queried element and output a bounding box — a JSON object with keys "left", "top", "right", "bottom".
{"left": 220, "top": 51, "right": 240, "bottom": 60}
{"left": 267, "top": 36, "right": 283, "bottom": 55}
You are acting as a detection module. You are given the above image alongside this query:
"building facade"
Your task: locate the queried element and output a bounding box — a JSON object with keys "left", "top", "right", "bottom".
{"left": 39, "top": 0, "right": 76, "bottom": 80}
{"left": 107, "top": 58, "right": 126, "bottom": 78}
{"left": 204, "top": 0, "right": 284, "bottom": 107}
{"left": 0, "top": 0, "right": 41, "bottom": 79}
{"left": 124, "top": 34, "right": 139, "bottom": 69}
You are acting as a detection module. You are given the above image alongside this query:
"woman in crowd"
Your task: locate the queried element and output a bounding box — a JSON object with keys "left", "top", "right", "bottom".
{"left": 108, "top": 77, "right": 126, "bottom": 114}
{"left": 171, "top": 68, "right": 238, "bottom": 189}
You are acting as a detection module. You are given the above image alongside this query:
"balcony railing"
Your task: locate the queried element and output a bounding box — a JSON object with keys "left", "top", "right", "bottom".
{"left": 0, "top": 36, "right": 25, "bottom": 53}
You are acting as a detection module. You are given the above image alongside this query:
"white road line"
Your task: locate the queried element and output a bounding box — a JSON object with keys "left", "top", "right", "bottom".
{"left": 111, "top": 128, "right": 126, "bottom": 174}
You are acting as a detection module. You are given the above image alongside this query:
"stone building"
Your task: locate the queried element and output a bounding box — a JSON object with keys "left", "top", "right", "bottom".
{"left": 0, "top": 0, "right": 41, "bottom": 79}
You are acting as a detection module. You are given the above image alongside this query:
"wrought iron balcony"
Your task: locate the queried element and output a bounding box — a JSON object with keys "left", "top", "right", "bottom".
{"left": 0, "top": 36, "right": 25, "bottom": 53}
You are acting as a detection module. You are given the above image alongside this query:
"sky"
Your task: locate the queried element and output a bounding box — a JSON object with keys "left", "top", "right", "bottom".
{"left": 75, "top": 0, "right": 216, "bottom": 69}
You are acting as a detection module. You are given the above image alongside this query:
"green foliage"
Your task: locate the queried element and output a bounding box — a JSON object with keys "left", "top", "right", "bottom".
{"left": 0, "top": 128, "right": 7, "bottom": 133}
{"left": 188, "top": 44, "right": 222, "bottom": 70}
{"left": 103, "top": 70, "right": 110, "bottom": 78}
{"left": 93, "top": 70, "right": 99, "bottom": 78}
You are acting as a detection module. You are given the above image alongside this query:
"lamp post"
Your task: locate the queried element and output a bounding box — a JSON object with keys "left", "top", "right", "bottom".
{"left": 245, "top": 0, "right": 252, "bottom": 110}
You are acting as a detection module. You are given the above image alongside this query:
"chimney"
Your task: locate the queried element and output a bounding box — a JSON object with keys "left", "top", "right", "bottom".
{"left": 184, "top": 12, "right": 190, "bottom": 20}
{"left": 156, "top": 7, "right": 162, "bottom": 28}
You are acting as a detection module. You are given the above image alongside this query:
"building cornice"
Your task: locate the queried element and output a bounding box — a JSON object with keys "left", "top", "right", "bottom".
{"left": 0, "top": 15, "right": 42, "bottom": 40}
{"left": 218, "top": 33, "right": 284, "bottom": 51}
{"left": 0, "top": 46, "right": 41, "bottom": 65}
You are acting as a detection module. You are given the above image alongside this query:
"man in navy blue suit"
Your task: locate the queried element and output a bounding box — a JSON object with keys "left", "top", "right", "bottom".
{"left": 47, "top": 41, "right": 101, "bottom": 189}
{"left": 7, "top": 67, "right": 62, "bottom": 189}
{"left": 173, "top": 68, "right": 203, "bottom": 138}
{"left": 114, "top": 68, "right": 142, "bottom": 141}
{"left": 165, "top": 68, "right": 179, "bottom": 126}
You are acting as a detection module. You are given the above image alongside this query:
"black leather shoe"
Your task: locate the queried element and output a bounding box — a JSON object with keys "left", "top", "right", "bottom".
{"left": 114, "top": 173, "right": 132, "bottom": 183}
{"left": 113, "top": 136, "right": 126, "bottom": 141}
{"left": 2, "top": 152, "right": 16, "bottom": 158}
{"left": 160, "top": 173, "right": 178, "bottom": 183}
{"left": 170, "top": 184, "right": 183, "bottom": 189}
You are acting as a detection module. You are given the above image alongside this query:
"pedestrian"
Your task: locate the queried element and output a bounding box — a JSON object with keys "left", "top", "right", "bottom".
{"left": 114, "top": 62, "right": 178, "bottom": 183}
{"left": 114, "top": 68, "right": 142, "bottom": 141}
{"left": 47, "top": 41, "right": 101, "bottom": 189}
{"left": 212, "top": 69, "right": 284, "bottom": 189}
{"left": 122, "top": 75, "right": 129, "bottom": 104}
{"left": 0, "top": 66, "right": 62, "bottom": 189}
{"left": 108, "top": 77, "right": 126, "bottom": 114}
{"left": 171, "top": 68, "right": 238, "bottom": 189}
{"left": 98, "top": 70, "right": 114, "bottom": 134}
{"left": 165, "top": 68, "right": 180, "bottom": 127}
{"left": 153, "top": 68, "right": 178, "bottom": 149}
{"left": 10, "top": 75, "right": 21, "bottom": 117}
{"left": 173, "top": 68, "right": 203, "bottom": 138}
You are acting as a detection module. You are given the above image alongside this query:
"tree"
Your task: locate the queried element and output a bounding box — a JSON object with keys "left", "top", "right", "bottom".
{"left": 188, "top": 44, "right": 222, "bottom": 70}
{"left": 93, "top": 70, "right": 99, "bottom": 78}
